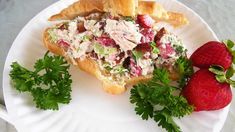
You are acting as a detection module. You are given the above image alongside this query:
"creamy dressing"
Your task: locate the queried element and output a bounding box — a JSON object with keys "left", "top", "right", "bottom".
{"left": 156, "top": 33, "right": 185, "bottom": 65}
{"left": 73, "top": 41, "right": 92, "bottom": 59}
{"left": 54, "top": 29, "right": 69, "bottom": 42}
{"left": 84, "top": 20, "right": 103, "bottom": 37}
{"left": 137, "top": 59, "right": 154, "bottom": 76}
{"left": 48, "top": 13, "right": 187, "bottom": 80}
{"left": 160, "top": 33, "right": 183, "bottom": 46}
{"left": 68, "top": 21, "right": 78, "bottom": 38}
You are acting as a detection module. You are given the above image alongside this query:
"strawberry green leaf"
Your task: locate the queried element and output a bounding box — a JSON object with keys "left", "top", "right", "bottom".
{"left": 224, "top": 40, "right": 235, "bottom": 64}
{"left": 231, "top": 51, "right": 235, "bottom": 57}
{"left": 233, "top": 57, "right": 235, "bottom": 64}
{"left": 231, "top": 50, "right": 235, "bottom": 64}
{"left": 226, "top": 67, "right": 234, "bottom": 78}
{"left": 223, "top": 40, "right": 235, "bottom": 49}
{"left": 227, "top": 79, "right": 235, "bottom": 88}
{"left": 209, "top": 65, "right": 225, "bottom": 75}
{"left": 215, "top": 75, "right": 227, "bottom": 83}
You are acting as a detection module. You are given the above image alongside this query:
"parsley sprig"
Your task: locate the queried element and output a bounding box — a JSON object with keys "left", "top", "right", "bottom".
{"left": 175, "top": 56, "right": 194, "bottom": 88}
{"left": 10, "top": 52, "right": 72, "bottom": 110}
{"left": 130, "top": 68, "right": 193, "bottom": 132}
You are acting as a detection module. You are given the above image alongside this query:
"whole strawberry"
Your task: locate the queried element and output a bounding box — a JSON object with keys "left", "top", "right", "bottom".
{"left": 190, "top": 41, "right": 233, "bottom": 70}
{"left": 182, "top": 69, "right": 232, "bottom": 111}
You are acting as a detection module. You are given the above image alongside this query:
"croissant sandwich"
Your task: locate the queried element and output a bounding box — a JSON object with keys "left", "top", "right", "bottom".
{"left": 43, "top": 0, "right": 189, "bottom": 94}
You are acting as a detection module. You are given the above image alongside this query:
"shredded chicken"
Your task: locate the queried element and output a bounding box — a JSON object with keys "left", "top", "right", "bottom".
{"left": 105, "top": 19, "right": 142, "bottom": 51}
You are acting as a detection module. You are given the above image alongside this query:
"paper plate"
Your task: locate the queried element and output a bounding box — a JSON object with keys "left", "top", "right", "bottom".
{"left": 2, "top": 0, "right": 229, "bottom": 131}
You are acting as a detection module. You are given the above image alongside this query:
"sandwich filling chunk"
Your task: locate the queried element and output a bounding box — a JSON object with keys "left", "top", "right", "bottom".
{"left": 48, "top": 13, "right": 187, "bottom": 83}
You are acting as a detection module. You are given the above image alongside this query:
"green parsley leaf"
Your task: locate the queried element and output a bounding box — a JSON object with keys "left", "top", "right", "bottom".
{"left": 10, "top": 62, "right": 35, "bottom": 92}
{"left": 175, "top": 56, "right": 194, "bottom": 87}
{"left": 130, "top": 86, "right": 154, "bottom": 120}
{"left": 152, "top": 68, "right": 170, "bottom": 85}
{"left": 103, "top": 63, "right": 112, "bottom": 71}
{"left": 154, "top": 109, "right": 181, "bottom": 132}
{"left": 130, "top": 68, "right": 193, "bottom": 132}
{"left": 9, "top": 51, "right": 72, "bottom": 110}
{"left": 132, "top": 50, "right": 143, "bottom": 60}
{"left": 82, "top": 35, "right": 90, "bottom": 42}
{"left": 111, "top": 65, "right": 128, "bottom": 75}
{"left": 123, "top": 16, "right": 134, "bottom": 22}
{"left": 150, "top": 42, "right": 160, "bottom": 54}
{"left": 173, "top": 45, "right": 186, "bottom": 55}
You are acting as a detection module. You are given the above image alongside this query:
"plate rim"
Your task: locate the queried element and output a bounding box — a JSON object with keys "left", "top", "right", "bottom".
{"left": 2, "top": 0, "right": 228, "bottom": 132}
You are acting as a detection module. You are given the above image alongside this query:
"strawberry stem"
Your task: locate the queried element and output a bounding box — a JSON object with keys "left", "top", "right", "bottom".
{"left": 215, "top": 75, "right": 227, "bottom": 83}
{"left": 209, "top": 65, "right": 235, "bottom": 87}
{"left": 209, "top": 65, "right": 224, "bottom": 75}
{"left": 223, "top": 40, "right": 234, "bottom": 49}
{"left": 227, "top": 79, "right": 235, "bottom": 87}
{"left": 223, "top": 39, "right": 235, "bottom": 64}
{"left": 226, "top": 67, "right": 234, "bottom": 78}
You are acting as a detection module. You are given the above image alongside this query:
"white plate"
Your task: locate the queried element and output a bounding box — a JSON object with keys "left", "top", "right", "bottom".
{"left": 2, "top": 0, "right": 230, "bottom": 132}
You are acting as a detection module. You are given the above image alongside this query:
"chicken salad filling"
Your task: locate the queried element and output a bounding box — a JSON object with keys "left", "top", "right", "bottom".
{"left": 48, "top": 13, "right": 187, "bottom": 82}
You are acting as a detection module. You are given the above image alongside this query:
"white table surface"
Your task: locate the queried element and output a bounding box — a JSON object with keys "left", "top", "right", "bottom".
{"left": 0, "top": 0, "right": 235, "bottom": 131}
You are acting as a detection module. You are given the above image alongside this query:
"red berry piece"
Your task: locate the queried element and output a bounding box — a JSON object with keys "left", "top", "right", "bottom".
{"left": 135, "top": 43, "right": 151, "bottom": 53}
{"left": 137, "top": 15, "right": 154, "bottom": 28}
{"left": 158, "top": 43, "right": 175, "bottom": 59}
{"left": 140, "top": 28, "right": 155, "bottom": 43}
{"left": 58, "top": 39, "right": 70, "bottom": 48}
{"left": 96, "top": 37, "right": 117, "bottom": 47}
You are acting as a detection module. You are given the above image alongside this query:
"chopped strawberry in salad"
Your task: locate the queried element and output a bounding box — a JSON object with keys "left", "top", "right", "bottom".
{"left": 48, "top": 13, "right": 187, "bottom": 82}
